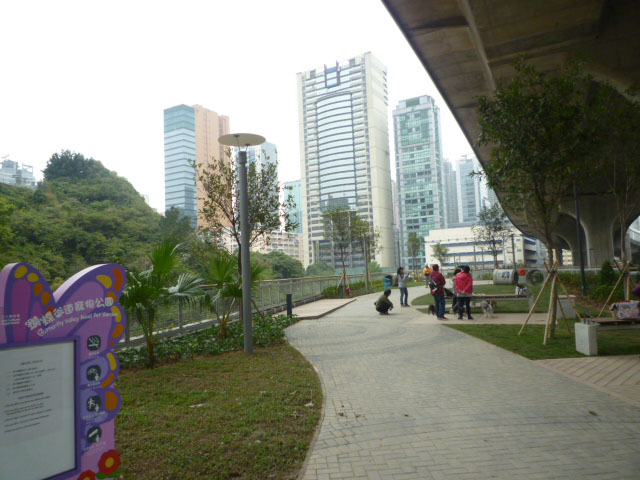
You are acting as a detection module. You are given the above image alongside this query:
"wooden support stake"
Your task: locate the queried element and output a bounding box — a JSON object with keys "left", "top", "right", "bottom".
{"left": 597, "top": 261, "right": 630, "bottom": 318}
{"left": 554, "top": 286, "right": 573, "bottom": 334}
{"left": 251, "top": 298, "right": 267, "bottom": 322}
{"left": 555, "top": 275, "right": 583, "bottom": 324}
{"left": 519, "top": 261, "right": 555, "bottom": 335}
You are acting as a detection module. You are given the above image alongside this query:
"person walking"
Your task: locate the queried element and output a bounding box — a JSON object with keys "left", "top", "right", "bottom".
{"left": 423, "top": 264, "right": 432, "bottom": 286}
{"left": 455, "top": 265, "right": 474, "bottom": 320}
{"left": 397, "top": 267, "right": 409, "bottom": 306}
{"left": 451, "top": 267, "right": 462, "bottom": 315}
{"left": 430, "top": 264, "right": 447, "bottom": 320}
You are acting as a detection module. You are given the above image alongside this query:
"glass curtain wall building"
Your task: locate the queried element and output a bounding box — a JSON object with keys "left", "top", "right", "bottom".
{"left": 164, "top": 105, "right": 198, "bottom": 227}
{"left": 284, "top": 180, "right": 303, "bottom": 233}
{"left": 393, "top": 95, "right": 445, "bottom": 270}
{"left": 297, "top": 52, "right": 395, "bottom": 269}
{"left": 455, "top": 154, "right": 483, "bottom": 226}
{"left": 163, "top": 104, "right": 230, "bottom": 229}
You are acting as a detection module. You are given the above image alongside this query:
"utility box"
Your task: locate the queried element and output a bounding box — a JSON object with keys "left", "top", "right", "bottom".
{"left": 493, "top": 269, "right": 519, "bottom": 285}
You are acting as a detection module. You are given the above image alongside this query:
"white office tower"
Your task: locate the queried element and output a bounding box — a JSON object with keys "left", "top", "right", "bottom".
{"left": 297, "top": 52, "right": 395, "bottom": 269}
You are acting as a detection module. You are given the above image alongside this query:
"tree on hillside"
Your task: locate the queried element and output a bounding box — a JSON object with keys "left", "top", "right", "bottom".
{"left": 1, "top": 152, "right": 160, "bottom": 281}
{"left": 265, "top": 250, "right": 305, "bottom": 279}
{"left": 306, "top": 262, "right": 335, "bottom": 277}
{"left": 44, "top": 150, "right": 108, "bottom": 181}
{"left": 0, "top": 196, "right": 14, "bottom": 249}
{"left": 159, "top": 207, "right": 193, "bottom": 243}
{"left": 432, "top": 243, "right": 449, "bottom": 266}
{"left": 407, "top": 232, "right": 423, "bottom": 277}
{"left": 198, "top": 151, "right": 297, "bottom": 253}
{"left": 473, "top": 204, "right": 511, "bottom": 269}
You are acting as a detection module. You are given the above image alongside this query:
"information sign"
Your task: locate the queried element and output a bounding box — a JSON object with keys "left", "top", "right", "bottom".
{"left": 0, "top": 263, "right": 127, "bottom": 480}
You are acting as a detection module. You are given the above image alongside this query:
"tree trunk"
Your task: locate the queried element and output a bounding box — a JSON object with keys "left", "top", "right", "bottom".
{"left": 549, "top": 273, "right": 558, "bottom": 339}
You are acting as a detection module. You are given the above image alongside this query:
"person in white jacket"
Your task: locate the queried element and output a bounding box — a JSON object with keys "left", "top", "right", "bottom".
{"left": 397, "top": 267, "right": 409, "bottom": 306}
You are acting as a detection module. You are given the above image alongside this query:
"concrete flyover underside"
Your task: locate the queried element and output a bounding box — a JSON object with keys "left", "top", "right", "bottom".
{"left": 381, "top": 0, "right": 640, "bottom": 265}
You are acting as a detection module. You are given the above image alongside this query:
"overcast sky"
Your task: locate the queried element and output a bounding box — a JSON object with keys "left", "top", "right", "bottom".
{"left": 0, "top": 0, "right": 473, "bottom": 213}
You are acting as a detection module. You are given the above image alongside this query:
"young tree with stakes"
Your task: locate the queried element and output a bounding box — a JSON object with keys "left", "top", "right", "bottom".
{"left": 473, "top": 204, "right": 511, "bottom": 269}
{"left": 407, "top": 232, "right": 423, "bottom": 278}
{"left": 477, "top": 58, "right": 596, "bottom": 341}
{"left": 323, "top": 206, "right": 357, "bottom": 294}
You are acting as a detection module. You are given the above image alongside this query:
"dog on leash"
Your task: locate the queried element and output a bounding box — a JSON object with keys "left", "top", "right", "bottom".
{"left": 426, "top": 304, "right": 436, "bottom": 315}
{"left": 481, "top": 300, "right": 494, "bottom": 318}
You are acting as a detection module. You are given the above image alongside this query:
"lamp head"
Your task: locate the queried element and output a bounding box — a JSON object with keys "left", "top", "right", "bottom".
{"left": 219, "top": 133, "right": 266, "bottom": 149}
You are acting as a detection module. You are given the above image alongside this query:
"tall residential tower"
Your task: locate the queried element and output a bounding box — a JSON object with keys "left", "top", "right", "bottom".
{"left": 297, "top": 52, "right": 394, "bottom": 269}
{"left": 393, "top": 95, "right": 445, "bottom": 270}
{"left": 164, "top": 104, "right": 230, "bottom": 228}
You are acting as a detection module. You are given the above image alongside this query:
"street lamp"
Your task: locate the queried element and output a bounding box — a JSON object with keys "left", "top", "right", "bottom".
{"left": 219, "top": 133, "right": 266, "bottom": 355}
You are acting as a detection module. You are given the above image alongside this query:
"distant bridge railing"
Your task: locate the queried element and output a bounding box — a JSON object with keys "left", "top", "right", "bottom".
{"left": 120, "top": 272, "right": 387, "bottom": 348}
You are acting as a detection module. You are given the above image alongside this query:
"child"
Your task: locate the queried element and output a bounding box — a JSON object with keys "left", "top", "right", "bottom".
{"left": 375, "top": 289, "right": 394, "bottom": 315}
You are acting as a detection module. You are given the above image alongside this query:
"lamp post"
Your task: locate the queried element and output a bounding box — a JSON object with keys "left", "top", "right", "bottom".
{"left": 573, "top": 181, "right": 587, "bottom": 296}
{"left": 219, "top": 133, "right": 266, "bottom": 355}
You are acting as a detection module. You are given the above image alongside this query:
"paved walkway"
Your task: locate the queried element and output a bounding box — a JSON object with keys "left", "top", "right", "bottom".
{"left": 286, "top": 289, "right": 640, "bottom": 480}
{"left": 276, "top": 298, "right": 357, "bottom": 319}
{"left": 538, "top": 355, "right": 640, "bottom": 408}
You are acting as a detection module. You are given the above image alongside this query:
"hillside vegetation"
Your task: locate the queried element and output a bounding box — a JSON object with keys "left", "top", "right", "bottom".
{"left": 0, "top": 151, "right": 161, "bottom": 285}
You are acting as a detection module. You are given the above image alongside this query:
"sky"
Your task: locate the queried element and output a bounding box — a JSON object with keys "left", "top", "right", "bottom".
{"left": 0, "top": 0, "right": 473, "bottom": 213}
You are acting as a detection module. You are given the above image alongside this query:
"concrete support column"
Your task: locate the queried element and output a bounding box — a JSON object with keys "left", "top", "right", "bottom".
{"left": 560, "top": 196, "right": 616, "bottom": 268}
{"left": 578, "top": 196, "right": 616, "bottom": 267}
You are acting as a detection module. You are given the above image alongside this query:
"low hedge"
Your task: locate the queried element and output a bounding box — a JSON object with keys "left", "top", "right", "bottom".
{"left": 117, "top": 314, "right": 298, "bottom": 369}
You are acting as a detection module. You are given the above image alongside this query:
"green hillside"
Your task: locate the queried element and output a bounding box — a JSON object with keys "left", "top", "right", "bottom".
{"left": 0, "top": 151, "right": 162, "bottom": 285}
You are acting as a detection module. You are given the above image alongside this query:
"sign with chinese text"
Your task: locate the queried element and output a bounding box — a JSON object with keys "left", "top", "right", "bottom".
{"left": 0, "top": 263, "right": 126, "bottom": 480}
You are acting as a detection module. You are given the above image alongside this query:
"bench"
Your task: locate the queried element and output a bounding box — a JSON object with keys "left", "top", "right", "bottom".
{"left": 575, "top": 317, "right": 640, "bottom": 356}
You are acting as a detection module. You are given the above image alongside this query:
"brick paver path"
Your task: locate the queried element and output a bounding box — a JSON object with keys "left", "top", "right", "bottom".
{"left": 286, "top": 289, "right": 640, "bottom": 479}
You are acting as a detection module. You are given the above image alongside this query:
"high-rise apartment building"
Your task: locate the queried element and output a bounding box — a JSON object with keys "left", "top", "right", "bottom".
{"left": 297, "top": 52, "right": 394, "bottom": 269}
{"left": 284, "top": 180, "right": 303, "bottom": 233}
{"left": 443, "top": 159, "right": 459, "bottom": 227}
{"left": 164, "top": 104, "right": 230, "bottom": 228}
{"left": 455, "top": 154, "right": 483, "bottom": 226}
{"left": 393, "top": 95, "right": 445, "bottom": 270}
{"left": 0, "top": 157, "right": 36, "bottom": 188}
{"left": 239, "top": 141, "right": 278, "bottom": 172}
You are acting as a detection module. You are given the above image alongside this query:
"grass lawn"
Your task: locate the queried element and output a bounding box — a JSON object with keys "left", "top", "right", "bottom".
{"left": 446, "top": 322, "right": 640, "bottom": 360}
{"left": 411, "top": 283, "right": 599, "bottom": 316}
{"left": 115, "top": 344, "right": 322, "bottom": 480}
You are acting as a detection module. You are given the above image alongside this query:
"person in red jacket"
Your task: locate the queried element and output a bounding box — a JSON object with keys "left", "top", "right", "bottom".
{"left": 454, "top": 265, "right": 474, "bottom": 320}
{"left": 429, "top": 264, "right": 447, "bottom": 320}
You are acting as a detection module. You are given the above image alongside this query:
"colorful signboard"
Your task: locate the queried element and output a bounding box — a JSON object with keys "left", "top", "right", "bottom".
{"left": 0, "top": 263, "right": 126, "bottom": 480}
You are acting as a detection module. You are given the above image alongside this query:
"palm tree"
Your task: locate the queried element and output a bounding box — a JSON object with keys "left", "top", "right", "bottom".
{"left": 121, "top": 240, "right": 204, "bottom": 367}
{"left": 204, "top": 253, "right": 268, "bottom": 338}
{"left": 168, "top": 272, "right": 206, "bottom": 332}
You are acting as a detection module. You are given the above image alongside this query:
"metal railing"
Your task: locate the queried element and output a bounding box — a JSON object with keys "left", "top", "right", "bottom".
{"left": 120, "top": 272, "right": 387, "bottom": 348}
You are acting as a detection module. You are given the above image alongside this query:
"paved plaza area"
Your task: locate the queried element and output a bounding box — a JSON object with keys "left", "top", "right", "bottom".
{"left": 286, "top": 287, "right": 640, "bottom": 479}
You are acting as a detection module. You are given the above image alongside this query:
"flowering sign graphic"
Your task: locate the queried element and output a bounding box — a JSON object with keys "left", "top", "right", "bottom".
{"left": 0, "top": 263, "right": 126, "bottom": 480}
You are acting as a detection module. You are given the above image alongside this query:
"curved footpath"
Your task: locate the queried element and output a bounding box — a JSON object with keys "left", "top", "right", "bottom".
{"left": 286, "top": 286, "right": 640, "bottom": 480}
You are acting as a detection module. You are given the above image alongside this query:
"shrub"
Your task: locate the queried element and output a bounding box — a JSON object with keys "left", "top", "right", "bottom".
{"left": 599, "top": 260, "right": 617, "bottom": 286}
{"left": 117, "top": 314, "right": 298, "bottom": 369}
